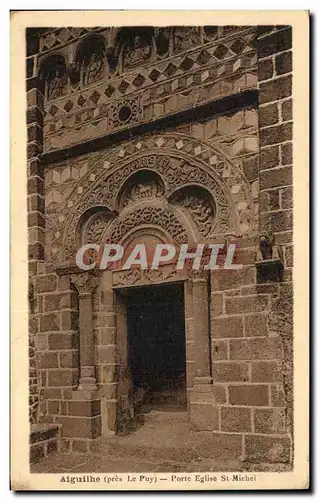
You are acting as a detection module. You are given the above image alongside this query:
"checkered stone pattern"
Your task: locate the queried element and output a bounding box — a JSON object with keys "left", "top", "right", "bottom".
{"left": 43, "top": 28, "right": 257, "bottom": 152}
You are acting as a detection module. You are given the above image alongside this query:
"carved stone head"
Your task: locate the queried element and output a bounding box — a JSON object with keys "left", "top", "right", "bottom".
{"left": 259, "top": 233, "right": 275, "bottom": 260}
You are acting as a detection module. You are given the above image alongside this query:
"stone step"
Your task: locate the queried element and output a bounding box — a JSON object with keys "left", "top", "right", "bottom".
{"left": 91, "top": 429, "right": 244, "bottom": 466}
{"left": 141, "top": 410, "right": 188, "bottom": 424}
{"left": 30, "top": 423, "right": 61, "bottom": 463}
{"left": 145, "top": 389, "right": 187, "bottom": 406}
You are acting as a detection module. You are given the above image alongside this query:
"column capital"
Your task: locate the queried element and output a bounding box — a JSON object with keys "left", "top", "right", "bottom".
{"left": 71, "top": 272, "right": 99, "bottom": 296}
{"left": 189, "top": 268, "right": 209, "bottom": 282}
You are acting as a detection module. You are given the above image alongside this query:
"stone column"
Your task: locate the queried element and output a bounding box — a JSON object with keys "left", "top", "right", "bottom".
{"left": 189, "top": 271, "right": 218, "bottom": 431}
{"left": 192, "top": 275, "right": 211, "bottom": 380}
{"left": 71, "top": 272, "right": 99, "bottom": 393}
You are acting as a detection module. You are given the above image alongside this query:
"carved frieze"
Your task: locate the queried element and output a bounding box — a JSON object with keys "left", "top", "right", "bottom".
{"left": 50, "top": 132, "right": 256, "bottom": 263}
{"left": 112, "top": 266, "right": 186, "bottom": 288}
{"left": 41, "top": 27, "right": 257, "bottom": 152}
{"left": 108, "top": 205, "right": 188, "bottom": 245}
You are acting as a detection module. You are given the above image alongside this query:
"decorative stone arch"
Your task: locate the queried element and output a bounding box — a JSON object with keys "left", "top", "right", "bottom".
{"left": 53, "top": 132, "right": 255, "bottom": 264}
{"left": 74, "top": 34, "right": 107, "bottom": 86}
{"left": 38, "top": 52, "right": 68, "bottom": 100}
{"left": 59, "top": 134, "right": 256, "bottom": 435}
{"left": 114, "top": 27, "right": 156, "bottom": 72}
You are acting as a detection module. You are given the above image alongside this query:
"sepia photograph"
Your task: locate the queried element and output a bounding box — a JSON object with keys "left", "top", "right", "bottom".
{"left": 10, "top": 10, "right": 309, "bottom": 491}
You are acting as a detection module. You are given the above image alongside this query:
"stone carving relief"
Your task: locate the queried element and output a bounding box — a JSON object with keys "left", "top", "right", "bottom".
{"left": 71, "top": 272, "right": 99, "bottom": 295}
{"left": 119, "top": 171, "right": 165, "bottom": 210}
{"left": 57, "top": 150, "right": 240, "bottom": 263}
{"left": 113, "top": 267, "right": 180, "bottom": 288}
{"left": 78, "top": 36, "right": 107, "bottom": 86}
{"left": 107, "top": 205, "right": 188, "bottom": 245}
{"left": 108, "top": 96, "right": 143, "bottom": 129}
{"left": 171, "top": 186, "right": 216, "bottom": 238}
{"left": 83, "top": 212, "right": 111, "bottom": 244}
{"left": 47, "top": 67, "right": 68, "bottom": 100}
{"left": 122, "top": 32, "right": 153, "bottom": 71}
{"left": 83, "top": 52, "right": 104, "bottom": 85}
{"left": 256, "top": 233, "right": 283, "bottom": 262}
{"left": 154, "top": 28, "right": 171, "bottom": 57}
{"left": 39, "top": 54, "right": 68, "bottom": 101}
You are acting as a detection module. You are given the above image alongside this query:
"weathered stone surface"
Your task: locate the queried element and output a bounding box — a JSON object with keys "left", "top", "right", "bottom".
{"left": 225, "top": 295, "right": 269, "bottom": 315}
{"left": 282, "top": 99, "right": 292, "bottom": 121}
{"left": 190, "top": 404, "right": 219, "bottom": 430}
{"left": 228, "top": 384, "right": 269, "bottom": 406}
{"left": 40, "top": 313, "right": 60, "bottom": 332}
{"left": 68, "top": 400, "right": 101, "bottom": 417}
{"left": 254, "top": 407, "right": 286, "bottom": 433}
{"left": 260, "top": 189, "right": 280, "bottom": 212}
{"left": 37, "top": 351, "right": 58, "bottom": 369}
{"left": 281, "top": 142, "right": 292, "bottom": 165}
{"left": 212, "top": 315, "right": 244, "bottom": 338}
{"left": 211, "top": 340, "right": 228, "bottom": 361}
{"left": 251, "top": 361, "right": 282, "bottom": 382}
{"left": 230, "top": 337, "right": 282, "bottom": 360}
{"left": 59, "top": 351, "right": 79, "bottom": 368}
{"left": 259, "top": 75, "right": 292, "bottom": 105}
{"left": 244, "top": 434, "right": 291, "bottom": 463}
{"left": 260, "top": 145, "right": 280, "bottom": 170}
{"left": 221, "top": 406, "right": 252, "bottom": 432}
{"left": 260, "top": 209, "right": 293, "bottom": 232}
{"left": 260, "top": 103, "right": 279, "bottom": 127}
{"left": 48, "top": 369, "right": 78, "bottom": 387}
{"left": 258, "top": 58, "right": 273, "bottom": 81}
{"left": 212, "top": 361, "right": 249, "bottom": 382}
{"left": 258, "top": 27, "right": 292, "bottom": 58}
{"left": 55, "top": 415, "right": 101, "bottom": 439}
{"left": 36, "top": 275, "right": 57, "bottom": 293}
{"left": 260, "top": 122, "right": 292, "bottom": 146}
{"left": 48, "top": 333, "right": 79, "bottom": 350}
{"left": 276, "top": 51, "right": 292, "bottom": 75}
{"left": 244, "top": 314, "right": 269, "bottom": 337}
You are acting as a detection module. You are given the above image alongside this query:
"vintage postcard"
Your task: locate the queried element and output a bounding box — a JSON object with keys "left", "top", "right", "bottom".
{"left": 11, "top": 10, "right": 309, "bottom": 491}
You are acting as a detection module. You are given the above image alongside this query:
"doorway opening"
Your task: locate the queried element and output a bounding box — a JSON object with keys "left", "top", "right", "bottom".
{"left": 126, "top": 282, "right": 187, "bottom": 414}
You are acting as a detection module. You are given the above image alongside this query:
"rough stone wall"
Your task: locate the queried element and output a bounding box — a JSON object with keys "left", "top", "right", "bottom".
{"left": 26, "top": 25, "right": 293, "bottom": 463}
{"left": 258, "top": 24, "right": 294, "bottom": 454}
{"left": 210, "top": 253, "right": 291, "bottom": 465}
{"left": 27, "top": 30, "right": 45, "bottom": 424}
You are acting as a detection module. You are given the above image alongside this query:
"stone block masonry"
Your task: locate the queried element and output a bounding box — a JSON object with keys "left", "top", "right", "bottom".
{"left": 208, "top": 243, "right": 291, "bottom": 464}
{"left": 257, "top": 25, "right": 294, "bottom": 458}
{"left": 26, "top": 25, "right": 294, "bottom": 467}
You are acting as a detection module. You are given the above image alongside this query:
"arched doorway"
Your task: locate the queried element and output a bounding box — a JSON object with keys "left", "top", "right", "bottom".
{"left": 58, "top": 144, "right": 254, "bottom": 437}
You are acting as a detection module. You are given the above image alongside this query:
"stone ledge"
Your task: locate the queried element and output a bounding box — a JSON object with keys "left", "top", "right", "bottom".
{"left": 30, "top": 423, "right": 61, "bottom": 464}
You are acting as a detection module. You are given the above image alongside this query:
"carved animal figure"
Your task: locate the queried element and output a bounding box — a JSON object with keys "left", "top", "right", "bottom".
{"left": 256, "top": 234, "right": 283, "bottom": 262}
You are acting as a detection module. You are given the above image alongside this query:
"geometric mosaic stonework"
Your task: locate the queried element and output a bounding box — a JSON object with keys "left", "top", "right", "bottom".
{"left": 40, "top": 27, "right": 258, "bottom": 151}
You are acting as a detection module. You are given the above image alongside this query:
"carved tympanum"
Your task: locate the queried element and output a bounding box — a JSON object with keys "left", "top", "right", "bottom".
{"left": 171, "top": 186, "right": 216, "bottom": 238}
{"left": 119, "top": 170, "right": 165, "bottom": 209}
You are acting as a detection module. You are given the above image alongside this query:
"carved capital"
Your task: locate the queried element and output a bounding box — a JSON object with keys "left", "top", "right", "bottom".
{"left": 71, "top": 272, "right": 99, "bottom": 296}
{"left": 189, "top": 268, "right": 210, "bottom": 282}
